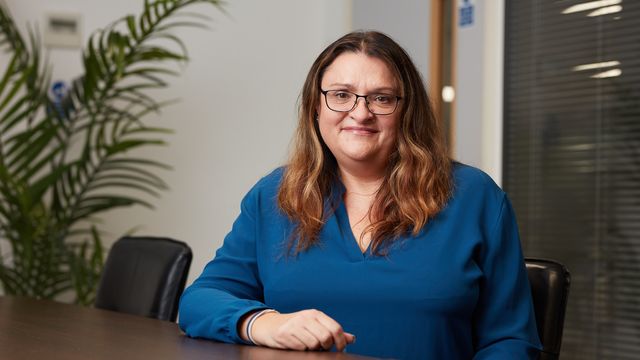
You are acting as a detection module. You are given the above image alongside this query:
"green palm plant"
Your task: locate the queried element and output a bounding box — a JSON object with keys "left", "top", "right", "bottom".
{"left": 0, "top": 0, "right": 222, "bottom": 305}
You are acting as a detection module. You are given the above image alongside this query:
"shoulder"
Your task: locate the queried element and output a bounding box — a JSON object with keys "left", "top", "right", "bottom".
{"left": 452, "top": 162, "right": 501, "bottom": 191}
{"left": 241, "top": 167, "right": 285, "bottom": 212}
{"left": 447, "top": 162, "right": 506, "bottom": 217}
{"left": 452, "top": 162, "right": 504, "bottom": 200}
{"left": 250, "top": 166, "right": 285, "bottom": 193}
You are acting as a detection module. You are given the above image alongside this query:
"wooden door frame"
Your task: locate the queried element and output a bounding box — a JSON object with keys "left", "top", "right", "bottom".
{"left": 429, "top": 0, "right": 456, "bottom": 155}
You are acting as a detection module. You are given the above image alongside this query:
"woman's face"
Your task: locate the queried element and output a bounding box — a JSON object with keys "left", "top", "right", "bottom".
{"left": 317, "top": 52, "right": 401, "bottom": 176}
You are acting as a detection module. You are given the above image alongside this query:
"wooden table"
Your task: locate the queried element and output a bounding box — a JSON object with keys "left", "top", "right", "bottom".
{"left": 0, "top": 296, "right": 380, "bottom": 360}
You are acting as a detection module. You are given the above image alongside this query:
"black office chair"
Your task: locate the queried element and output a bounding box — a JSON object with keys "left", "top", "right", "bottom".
{"left": 525, "top": 258, "right": 571, "bottom": 360}
{"left": 95, "top": 236, "right": 192, "bottom": 322}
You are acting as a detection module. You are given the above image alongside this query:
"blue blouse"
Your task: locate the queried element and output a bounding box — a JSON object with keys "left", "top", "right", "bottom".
{"left": 178, "top": 164, "right": 541, "bottom": 359}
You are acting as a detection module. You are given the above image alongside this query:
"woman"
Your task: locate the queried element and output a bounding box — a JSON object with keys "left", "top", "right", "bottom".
{"left": 179, "top": 31, "right": 541, "bottom": 359}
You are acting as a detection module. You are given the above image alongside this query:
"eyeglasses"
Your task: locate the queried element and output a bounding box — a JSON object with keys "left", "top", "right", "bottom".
{"left": 320, "top": 89, "right": 402, "bottom": 115}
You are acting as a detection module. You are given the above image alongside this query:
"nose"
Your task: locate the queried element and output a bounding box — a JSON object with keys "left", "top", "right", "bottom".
{"left": 349, "top": 96, "right": 373, "bottom": 121}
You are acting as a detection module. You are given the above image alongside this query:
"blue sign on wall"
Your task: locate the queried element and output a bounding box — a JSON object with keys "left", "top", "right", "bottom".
{"left": 47, "top": 80, "right": 74, "bottom": 119}
{"left": 459, "top": 0, "right": 474, "bottom": 27}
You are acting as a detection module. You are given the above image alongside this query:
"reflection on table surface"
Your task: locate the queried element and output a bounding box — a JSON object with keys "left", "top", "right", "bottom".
{"left": 0, "top": 296, "right": 383, "bottom": 360}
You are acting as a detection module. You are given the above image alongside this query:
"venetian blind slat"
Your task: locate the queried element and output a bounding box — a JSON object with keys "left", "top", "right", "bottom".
{"left": 504, "top": 1, "right": 640, "bottom": 359}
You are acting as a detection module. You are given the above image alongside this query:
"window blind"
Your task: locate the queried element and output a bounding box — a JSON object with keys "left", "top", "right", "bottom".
{"left": 504, "top": 1, "right": 640, "bottom": 359}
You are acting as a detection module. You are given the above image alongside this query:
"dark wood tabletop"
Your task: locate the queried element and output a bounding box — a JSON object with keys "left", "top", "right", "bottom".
{"left": 0, "top": 296, "right": 380, "bottom": 360}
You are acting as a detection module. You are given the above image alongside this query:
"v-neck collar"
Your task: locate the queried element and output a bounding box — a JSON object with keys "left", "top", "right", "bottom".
{"left": 327, "top": 176, "right": 373, "bottom": 260}
{"left": 335, "top": 196, "right": 372, "bottom": 261}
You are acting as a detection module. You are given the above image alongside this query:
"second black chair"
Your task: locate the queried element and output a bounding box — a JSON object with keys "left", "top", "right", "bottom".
{"left": 95, "top": 236, "right": 192, "bottom": 322}
{"left": 525, "top": 258, "right": 571, "bottom": 360}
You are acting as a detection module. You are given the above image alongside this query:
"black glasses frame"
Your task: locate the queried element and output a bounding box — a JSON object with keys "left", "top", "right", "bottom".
{"left": 320, "top": 89, "right": 402, "bottom": 115}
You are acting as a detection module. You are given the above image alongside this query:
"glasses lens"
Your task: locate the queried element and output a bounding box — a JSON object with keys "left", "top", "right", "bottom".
{"left": 366, "top": 94, "right": 398, "bottom": 115}
{"left": 325, "top": 90, "right": 356, "bottom": 111}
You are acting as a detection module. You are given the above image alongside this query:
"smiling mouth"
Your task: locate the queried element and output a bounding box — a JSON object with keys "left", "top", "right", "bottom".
{"left": 341, "top": 126, "right": 379, "bottom": 135}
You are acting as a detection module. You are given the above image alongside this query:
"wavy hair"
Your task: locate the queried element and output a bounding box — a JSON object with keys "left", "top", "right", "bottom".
{"left": 278, "top": 31, "right": 452, "bottom": 255}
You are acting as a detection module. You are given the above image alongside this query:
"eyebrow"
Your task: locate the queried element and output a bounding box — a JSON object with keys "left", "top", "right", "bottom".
{"left": 324, "top": 83, "right": 397, "bottom": 93}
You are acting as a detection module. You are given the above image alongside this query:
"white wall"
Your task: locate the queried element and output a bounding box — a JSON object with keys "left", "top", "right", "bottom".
{"left": 4, "top": 0, "right": 351, "bottom": 286}
{"left": 454, "top": 0, "right": 504, "bottom": 184}
{"left": 454, "top": 0, "right": 484, "bottom": 168}
{"left": 352, "top": 0, "right": 431, "bottom": 83}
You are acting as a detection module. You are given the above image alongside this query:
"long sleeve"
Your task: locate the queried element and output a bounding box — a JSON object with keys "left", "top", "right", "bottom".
{"left": 178, "top": 187, "right": 268, "bottom": 344}
{"left": 472, "top": 195, "right": 542, "bottom": 359}
{"left": 178, "top": 165, "right": 542, "bottom": 359}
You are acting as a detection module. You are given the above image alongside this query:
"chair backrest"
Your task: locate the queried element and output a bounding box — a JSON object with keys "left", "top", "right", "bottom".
{"left": 95, "top": 236, "right": 192, "bottom": 322}
{"left": 525, "top": 258, "right": 571, "bottom": 360}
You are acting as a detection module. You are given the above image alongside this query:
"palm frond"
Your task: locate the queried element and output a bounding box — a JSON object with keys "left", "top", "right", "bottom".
{"left": 0, "top": 0, "right": 224, "bottom": 303}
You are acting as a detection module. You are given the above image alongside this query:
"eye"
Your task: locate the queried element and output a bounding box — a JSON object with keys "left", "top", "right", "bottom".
{"left": 333, "top": 91, "right": 351, "bottom": 99}
{"left": 372, "top": 94, "right": 393, "bottom": 104}
{"left": 327, "top": 90, "right": 355, "bottom": 104}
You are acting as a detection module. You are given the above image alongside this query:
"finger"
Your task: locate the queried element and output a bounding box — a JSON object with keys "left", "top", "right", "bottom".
{"left": 292, "top": 327, "right": 322, "bottom": 350}
{"left": 345, "top": 332, "right": 356, "bottom": 344}
{"left": 281, "top": 332, "right": 309, "bottom": 351}
{"left": 272, "top": 324, "right": 308, "bottom": 351}
{"left": 296, "top": 310, "right": 336, "bottom": 350}
{"left": 314, "top": 314, "right": 348, "bottom": 351}
{"left": 268, "top": 334, "right": 291, "bottom": 350}
{"left": 303, "top": 319, "right": 335, "bottom": 350}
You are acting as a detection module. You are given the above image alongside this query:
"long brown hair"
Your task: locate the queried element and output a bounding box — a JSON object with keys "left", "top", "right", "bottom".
{"left": 278, "top": 31, "right": 452, "bottom": 255}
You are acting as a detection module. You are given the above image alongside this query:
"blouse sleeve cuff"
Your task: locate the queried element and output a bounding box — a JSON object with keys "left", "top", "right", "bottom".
{"left": 229, "top": 303, "right": 273, "bottom": 344}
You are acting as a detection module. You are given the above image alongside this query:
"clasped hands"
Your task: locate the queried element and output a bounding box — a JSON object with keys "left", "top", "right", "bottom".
{"left": 241, "top": 309, "right": 356, "bottom": 352}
